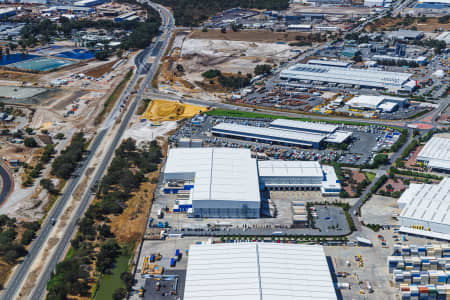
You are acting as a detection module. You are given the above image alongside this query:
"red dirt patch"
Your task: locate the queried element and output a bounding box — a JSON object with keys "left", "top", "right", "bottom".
{"left": 351, "top": 170, "right": 366, "bottom": 183}
{"left": 381, "top": 178, "right": 406, "bottom": 193}
{"left": 410, "top": 123, "right": 434, "bottom": 129}
{"left": 406, "top": 145, "right": 423, "bottom": 168}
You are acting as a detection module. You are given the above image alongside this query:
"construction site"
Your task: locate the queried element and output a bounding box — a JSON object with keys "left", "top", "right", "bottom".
{"left": 0, "top": 49, "right": 137, "bottom": 221}
{"left": 141, "top": 99, "right": 208, "bottom": 122}
{"left": 155, "top": 31, "right": 307, "bottom": 101}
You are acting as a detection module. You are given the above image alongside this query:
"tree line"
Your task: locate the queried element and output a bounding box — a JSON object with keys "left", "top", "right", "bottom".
{"left": 51, "top": 133, "right": 86, "bottom": 180}
{"left": 47, "top": 138, "right": 162, "bottom": 299}
{"left": 154, "top": 0, "right": 289, "bottom": 26}
{"left": 0, "top": 215, "right": 40, "bottom": 279}
{"left": 202, "top": 69, "right": 251, "bottom": 90}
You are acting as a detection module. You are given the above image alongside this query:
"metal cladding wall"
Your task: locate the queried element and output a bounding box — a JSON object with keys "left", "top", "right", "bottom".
{"left": 399, "top": 217, "right": 450, "bottom": 236}
{"left": 211, "top": 128, "right": 321, "bottom": 148}
{"left": 259, "top": 175, "right": 323, "bottom": 187}
{"left": 192, "top": 206, "right": 260, "bottom": 218}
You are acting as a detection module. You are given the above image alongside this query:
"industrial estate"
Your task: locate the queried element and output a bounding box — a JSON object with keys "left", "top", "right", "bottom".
{"left": 0, "top": 0, "right": 447, "bottom": 299}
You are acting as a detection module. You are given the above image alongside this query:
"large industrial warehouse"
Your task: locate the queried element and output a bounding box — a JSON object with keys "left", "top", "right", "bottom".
{"left": 183, "top": 243, "right": 337, "bottom": 300}
{"left": 258, "top": 161, "right": 341, "bottom": 195}
{"left": 269, "top": 119, "right": 339, "bottom": 134}
{"left": 163, "top": 148, "right": 342, "bottom": 218}
{"left": 212, "top": 119, "right": 352, "bottom": 149}
{"left": 346, "top": 95, "right": 408, "bottom": 111}
{"left": 163, "top": 148, "right": 261, "bottom": 218}
{"left": 212, "top": 122, "right": 325, "bottom": 148}
{"left": 280, "top": 63, "right": 412, "bottom": 89}
{"left": 398, "top": 178, "right": 450, "bottom": 240}
{"left": 417, "top": 136, "right": 450, "bottom": 172}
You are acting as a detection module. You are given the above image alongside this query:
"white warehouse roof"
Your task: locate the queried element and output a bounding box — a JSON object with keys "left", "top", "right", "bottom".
{"left": 307, "top": 59, "right": 351, "bottom": 68}
{"left": 280, "top": 64, "right": 412, "bottom": 88}
{"left": 184, "top": 243, "right": 337, "bottom": 300}
{"left": 258, "top": 160, "right": 323, "bottom": 178}
{"left": 269, "top": 119, "right": 338, "bottom": 134}
{"left": 325, "top": 131, "right": 353, "bottom": 144}
{"left": 347, "top": 95, "right": 407, "bottom": 110}
{"left": 398, "top": 178, "right": 450, "bottom": 234}
{"left": 212, "top": 122, "right": 325, "bottom": 146}
{"left": 417, "top": 136, "right": 450, "bottom": 171}
{"left": 347, "top": 95, "right": 386, "bottom": 109}
{"left": 418, "top": 0, "right": 450, "bottom": 4}
{"left": 164, "top": 148, "right": 260, "bottom": 205}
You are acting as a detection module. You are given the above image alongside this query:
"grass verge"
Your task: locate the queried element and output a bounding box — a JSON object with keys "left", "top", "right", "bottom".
{"left": 95, "top": 244, "right": 134, "bottom": 300}
{"left": 95, "top": 69, "right": 133, "bottom": 125}
{"left": 151, "top": 64, "right": 162, "bottom": 89}
{"left": 365, "top": 172, "right": 376, "bottom": 182}
{"left": 206, "top": 108, "right": 401, "bottom": 128}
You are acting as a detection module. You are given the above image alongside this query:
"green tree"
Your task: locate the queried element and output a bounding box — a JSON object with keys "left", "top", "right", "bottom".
{"left": 202, "top": 69, "right": 221, "bottom": 79}
{"left": 120, "top": 271, "right": 133, "bottom": 290}
{"left": 95, "top": 50, "right": 109, "bottom": 60}
{"left": 113, "top": 287, "right": 127, "bottom": 300}
{"left": 21, "top": 229, "right": 35, "bottom": 245}
{"left": 254, "top": 64, "right": 272, "bottom": 76}
{"left": 24, "top": 137, "right": 37, "bottom": 147}
{"left": 55, "top": 133, "right": 65, "bottom": 139}
{"left": 40, "top": 178, "right": 58, "bottom": 194}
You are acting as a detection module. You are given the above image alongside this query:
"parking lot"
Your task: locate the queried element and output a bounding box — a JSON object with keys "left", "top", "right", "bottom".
{"left": 170, "top": 115, "right": 402, "bottom": 166}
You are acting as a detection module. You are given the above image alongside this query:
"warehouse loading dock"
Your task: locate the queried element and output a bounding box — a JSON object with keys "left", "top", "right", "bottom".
{"left": 212, "top": 119, "right": 352, "bottom": 149}
{"left": 162, "top": 148, "right": 341, "bottom": 220}
{"left": 280, "top": 63, "right": 412, "bottom": 90}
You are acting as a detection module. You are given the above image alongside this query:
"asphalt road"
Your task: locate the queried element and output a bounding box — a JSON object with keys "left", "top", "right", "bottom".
{"left": 1, "top": 3, "right": 174, "bottom": 300}
{"left": 29, "top": 9, "right": 174, "bottom": 300}
{"left": 0, "top": 163, "right": 12, "bottom": 207}
{"left": 350, "top": 129, "right": 414, "bottom": 230}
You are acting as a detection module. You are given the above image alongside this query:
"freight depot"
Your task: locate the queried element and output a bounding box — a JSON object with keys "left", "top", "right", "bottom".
{"left": 162, "top": 147, "right": 341, "bottom": 219}
{"left": 211, "top": 118, "right": 352, "bottom": 149}
{"left": 280, "top": 63, "right": 413, "bottom": 90}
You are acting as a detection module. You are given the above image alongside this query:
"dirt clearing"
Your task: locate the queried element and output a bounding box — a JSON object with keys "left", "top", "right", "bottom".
{"left": 84, "top": 59, "right": 119, "bottom": 78}
{"left": 141, "top": 99, "right": 207, "bottom": 122}
{"left": 189, "top": 29, "right": 308, "bottom": 42}
{"left": 365, "top": 17, "right": 450, "bottom": 32}
{"left": 0, "top": 71, "right": 40, "bottom": 83}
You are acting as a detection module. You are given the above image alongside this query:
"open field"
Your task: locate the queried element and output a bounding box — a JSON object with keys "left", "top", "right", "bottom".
{"left": 85, "top": 59, "right": 119, "bottom": 78}
{"left": 0, "top": 71, "right": 40, "bottom": 83}
{"left": 189, "top": 29, "right": 307, "bottom": 43}
{"left": 365, "top": 17, "right": 450, "bottom": 32}
{"left": 205, "top": 108, "right": 387, "bottom": 127}
{"left": 180, "top": 38, "right": 299, "bottom": 75}
{"left": 157, "top": 36, "right": 305, "bottom": 99}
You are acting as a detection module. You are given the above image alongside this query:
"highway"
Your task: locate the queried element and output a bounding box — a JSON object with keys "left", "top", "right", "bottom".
{"left": 0, "top": 3, "right": 174, "bottom": 300}
{"left": 0, "top": 162, "right": 12, "bottom": 207}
